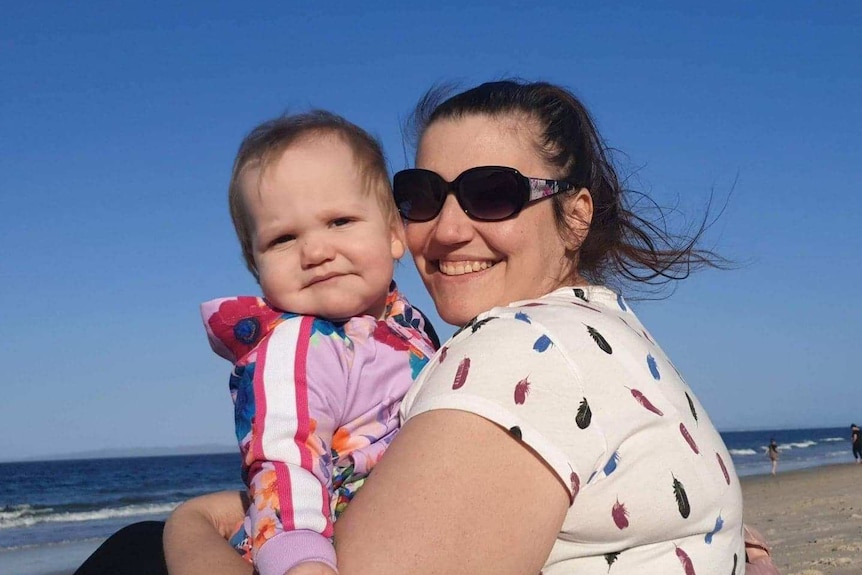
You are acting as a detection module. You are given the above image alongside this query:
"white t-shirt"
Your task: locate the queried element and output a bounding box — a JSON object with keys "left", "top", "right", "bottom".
{"left": 401, "top": 286, "right": 744, "bottom": 574}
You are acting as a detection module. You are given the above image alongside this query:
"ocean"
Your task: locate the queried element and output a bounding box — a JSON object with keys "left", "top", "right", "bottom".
{"left": 0, "top": 426, "right": 856, "bottom": 563}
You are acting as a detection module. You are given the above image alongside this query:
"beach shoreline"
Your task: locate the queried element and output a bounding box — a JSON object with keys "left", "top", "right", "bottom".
{"left": 742, "top": 462, "right": 862, "bottom": 575}
{"left": 3, "top": 463, "right": 860, "bottom": 575}
{"left": 0, "top": 538, "right": 101, "bottom": 575}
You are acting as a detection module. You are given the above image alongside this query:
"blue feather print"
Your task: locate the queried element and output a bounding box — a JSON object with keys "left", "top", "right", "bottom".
{"left": 617, "top": 293, "right": 628, "bottom": 312}
{"left": 603, "top": 451, "right": 620, "bottom": 476}
{"left": 647, "top": 353, "right": 661, "bottom": 380}
{"left": 533, "top": 334, "right": 553, "bottom": 352}
{"left": 704, "top": 513, "right": 724, "bottom": 544}
{"left": 514, "top": 312, "right": 531, "bottom": 324}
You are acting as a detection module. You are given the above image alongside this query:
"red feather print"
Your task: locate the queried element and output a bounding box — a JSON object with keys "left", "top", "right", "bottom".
{"left": 452, "top": 357, "right": 470, "bottom": 390}
{"left": 570, "top": 470, "right": 581, "bottom": 499}
{"left": 675, "top": 546, "right": 696, "bottom": 575}
{"left": 439, "top": 346, "right": 448, "bottom": 364}
{"left": 629, "top": 388, "right": 663, "bottom": 416}
{"left": 612, "top": 498, "right": 629, "bottom": 530}
{"left": 716, "top": 452, "right": 730, "bottom": 485}
{"left": 514, "top": 377, "right": 531, "bottom": 405}
{"left": 679, "top": 422, "right": 699, "bottom": 454}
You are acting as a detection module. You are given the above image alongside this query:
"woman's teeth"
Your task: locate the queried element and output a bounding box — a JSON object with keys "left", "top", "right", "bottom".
{"left": 438, "top": 261, "right": 496, "bottom": 276}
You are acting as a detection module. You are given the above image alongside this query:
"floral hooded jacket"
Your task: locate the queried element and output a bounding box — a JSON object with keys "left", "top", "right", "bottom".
{"left": 201, "top": 283, "right": 437, "bottom": 575}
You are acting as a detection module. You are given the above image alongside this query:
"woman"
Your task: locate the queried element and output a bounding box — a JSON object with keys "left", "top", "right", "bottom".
{"left": 768, "top": 438, "right": 780, "bottom": 475}
{"left": 79, "top": 80, "right": 764, "bottom": 574}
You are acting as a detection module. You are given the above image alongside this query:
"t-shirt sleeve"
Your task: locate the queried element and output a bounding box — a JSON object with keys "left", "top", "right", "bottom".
{"left": 401, "top": 315, "right": 607, "bottom": 501}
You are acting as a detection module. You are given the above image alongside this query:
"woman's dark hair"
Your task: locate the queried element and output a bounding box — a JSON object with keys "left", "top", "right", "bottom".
{"left": 406, "top": 80, "right": 729, "bottom": 295}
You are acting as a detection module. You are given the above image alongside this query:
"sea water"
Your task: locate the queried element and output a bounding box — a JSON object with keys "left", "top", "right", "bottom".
{"left": 0, "top": 427, "right": 856, "bottom": 558}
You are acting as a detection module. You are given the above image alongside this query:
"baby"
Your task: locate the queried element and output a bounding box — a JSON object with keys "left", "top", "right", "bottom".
{"left": 201, "top": 111, "right": 438, "bottom": 575}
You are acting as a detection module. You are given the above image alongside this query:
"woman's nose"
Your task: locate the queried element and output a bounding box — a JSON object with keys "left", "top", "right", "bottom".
{"left": 430, "top": 194, "right": 473, "bottom": 245}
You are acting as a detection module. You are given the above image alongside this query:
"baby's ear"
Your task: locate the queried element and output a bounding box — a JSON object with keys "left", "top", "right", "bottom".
{"left": 390, "top": 220, "right": 407, "bottom": 260}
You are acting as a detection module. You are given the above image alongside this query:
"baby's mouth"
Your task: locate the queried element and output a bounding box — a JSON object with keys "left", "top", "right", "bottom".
{"left": 438, "top": 260, "right": 498, "bottom": 276}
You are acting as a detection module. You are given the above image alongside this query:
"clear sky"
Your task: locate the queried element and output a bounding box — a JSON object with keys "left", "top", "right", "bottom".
{"left": 2, "top": 1, "right": 860, "bottom": 461}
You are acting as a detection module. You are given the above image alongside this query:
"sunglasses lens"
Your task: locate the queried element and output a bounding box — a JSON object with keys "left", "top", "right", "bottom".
{"left": 394, "top": 170, "right": 445, "bottom": 222}
{"left": 459, "top": 169, "right": 524, "bottom": 221}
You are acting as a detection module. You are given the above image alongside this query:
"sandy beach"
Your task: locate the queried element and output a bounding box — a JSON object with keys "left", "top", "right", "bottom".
{"left": 742, "top": 463, "right": 862, "bottom": 575}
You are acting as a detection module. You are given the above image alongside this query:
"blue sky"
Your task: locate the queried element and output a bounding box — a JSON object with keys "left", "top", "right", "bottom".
{"left": 2, "top": 1, "right": 860, "bottom": 461}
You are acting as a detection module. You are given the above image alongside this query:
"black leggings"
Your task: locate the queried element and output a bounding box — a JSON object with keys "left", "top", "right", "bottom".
{"left": 854, "top": 442, "right": 862, "bottom": 460}
{"left": 74, "top": 521, "right": 168, "bottom": 575}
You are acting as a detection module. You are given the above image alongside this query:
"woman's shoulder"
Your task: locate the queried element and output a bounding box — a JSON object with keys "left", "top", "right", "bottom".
{"left": 448, "top": 286, "right": 643, "bottom": 349}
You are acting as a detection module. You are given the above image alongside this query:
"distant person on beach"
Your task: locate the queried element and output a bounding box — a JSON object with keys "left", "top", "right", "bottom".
{"left": 852, "top": 424, "right": 861, "bottom": 463}
{"left": 198, "top": 111, "right": 437, "bottom": 575}
{"left": 768, "top": 438, "right": 779, "bottom": 475}
{"left": 78, "top": 80, "right": 775, "bottom": 574}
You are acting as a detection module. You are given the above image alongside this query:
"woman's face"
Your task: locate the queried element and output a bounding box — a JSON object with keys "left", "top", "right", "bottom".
{"left": 407, "top": 113, "right": 585, "bottom": 326}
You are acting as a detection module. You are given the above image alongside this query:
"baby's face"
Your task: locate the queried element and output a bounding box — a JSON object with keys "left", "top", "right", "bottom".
{"left": 242, "top": 135, "right": 404, "bottom": 319}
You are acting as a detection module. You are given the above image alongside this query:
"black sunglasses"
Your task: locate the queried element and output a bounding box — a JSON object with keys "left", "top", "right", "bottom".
{"left": 393, "top": 166, "right": 576, "bottom": 223}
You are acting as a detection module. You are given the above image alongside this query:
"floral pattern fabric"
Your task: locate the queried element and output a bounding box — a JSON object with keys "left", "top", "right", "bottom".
{"left": 400, "top": 286, "right": 744, "bottom": 574}
{"left": 202, "top": 283, "right": 437, "bottom": 575}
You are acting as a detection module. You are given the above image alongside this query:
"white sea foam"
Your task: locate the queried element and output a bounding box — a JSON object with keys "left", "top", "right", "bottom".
{"left": 780, "top": 441, "right": 817, "bottom": 450}
{"left": 822, "top": 437, "right": 846, "bottom": 442}
{"left": 728, "top": 448, "right": 758, "bottom": 456}
{"left": 0, "top": 502, "right": 180, "bottom": 530}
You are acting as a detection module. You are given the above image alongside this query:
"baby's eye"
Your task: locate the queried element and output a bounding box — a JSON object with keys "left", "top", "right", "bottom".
{"left": 271, "top": 234, "right": 295, "bottom": 246}
{"left": 331, "top": 217, "right": 353, "bottom": 227}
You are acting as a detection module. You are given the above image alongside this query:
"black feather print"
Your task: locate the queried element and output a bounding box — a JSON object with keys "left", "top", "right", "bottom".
{"left": 685, "top": 391, "right": 698, "bottom": 423}
{"left": 604, "top": 551, "right": 620, "bottom": 570}
{"left": 453, "top": 316, "right": 478, "bottom": 338}
{"left": 672, "top": 474, "right": 691, "bottom": 519}
{"left": 508, "top": 426, "right": 522, "bottom": 440}
{"left": 576, "top": 397, "right": 592, "bottom": 429}
{"left": 573, "top": 288, "right": 588, "bottom": 301}
{"left": 731, "top": 552, "right": 738, "bottom": 575}
{"left": 471, "top": 316, "right": 497, "bottom": 333}
{"left": 586, "top": 325, "right": 612, "bottom": 354}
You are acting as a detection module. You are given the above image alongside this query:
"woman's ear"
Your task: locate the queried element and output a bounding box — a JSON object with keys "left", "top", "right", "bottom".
{"left": 390, "top": 219, "right": 407, "bottom": 260}
{"left": 564, "top": 188, "right": 593, "bottom": 250}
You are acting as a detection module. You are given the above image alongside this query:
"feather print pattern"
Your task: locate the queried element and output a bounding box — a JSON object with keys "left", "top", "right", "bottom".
{"left": 452, "top": 357, "right": 470, "bottom": 390}
{"left": 514, "top": 311, "right": 531, "bottom": 323}
{"left": 647, "top": 353, "right": 661, "bottom": 379}
{"left": 675, "top": 546, "right": 696, "bottom": 575}
{"left": 672, "top": 475, "right": 691, "bottom": 518}
{"left": 716, "top": 452, "right": 731, "bottom": 485}
{"left": 573, "top": 288, "right": 588, "bottom": 301}
{"left": 576, "top": 397, "right": 592, "bottom": 429}
{"left": 570, "top": 470, "right": 581, "bottom": 499}
{"left": 629, "top": 388, "right": 663, "bottom": 416}
{"left": 533, "top": 334, "right": 553, "bottom": 352}
{"left": 604, "top": 551, "right": 620, "bottom": 570}
{"left": 685, "top": 391, "right": 698, "bottom": 423}
{"left": 680, "top": 422, "right": 699, "bottom": 453}
{"left": 514, "top": 377, "right": 531, "bottom": 405}
{"left": 470, "top": 316, "right": 496, "bottom": 333}
{"left": 587, "top": 326, "right": 613, "bottom": 354}
{"left": 732, "top": 553, "right": 738, "bottom": 574}
{"left": 439, "top": 346, "right": 448, "bottom": 364}
{"left": 704, "top": 513, "right": 724, "bottom": 544}
{"left": 612, "top": 498, "right": 629, "bottom": 529}
{"left": 508, "top": 426, "right": 522, "bottom": 440}
{"left": 604, "top": 451, "right": 620, "bottom": 476}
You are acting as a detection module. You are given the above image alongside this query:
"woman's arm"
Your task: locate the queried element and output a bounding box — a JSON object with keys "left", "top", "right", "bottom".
{"left": 163, "top": 490, "right": 253, "bottom": 575}
{"left": 335, "top": 409, "right": 570, "bottom": 575}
